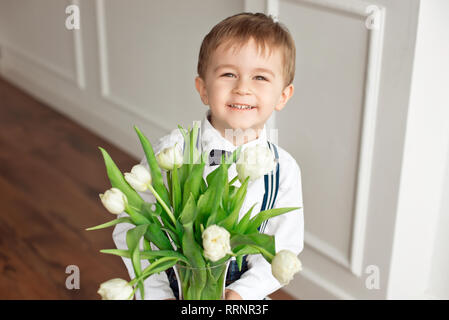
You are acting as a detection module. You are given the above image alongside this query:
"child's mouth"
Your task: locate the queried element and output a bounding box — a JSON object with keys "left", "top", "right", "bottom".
{"left": 227, "top": 104, "right": 256, "bottom": 110}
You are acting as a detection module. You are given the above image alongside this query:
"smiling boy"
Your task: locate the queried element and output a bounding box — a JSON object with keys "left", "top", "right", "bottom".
{"left": 195, "top": 14, "right": 295, "bottom": 145}
{"left": 113, "top": 12, "right": 304, "bottom": 300}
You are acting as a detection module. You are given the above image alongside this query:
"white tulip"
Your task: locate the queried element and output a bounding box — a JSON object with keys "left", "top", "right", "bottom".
{"left": 97, "top": 278, "right": 134, "bottom": 300}
{"left": 156, "top": 145, "right": 183, "bottom": 170}
{"left": 124, "top": 164, "right": 152, "bottom": 192}
{"left": 236, "top": 144, "right": 276, "bottom": 183}
{"left": 271, "top": 250, "right": 302, "bottom": 285}
{"left": 99, "top": 187, "right": 127, "bottom": 215}
{"left": 202, "top": 225, "right": 232, "bottom": 262}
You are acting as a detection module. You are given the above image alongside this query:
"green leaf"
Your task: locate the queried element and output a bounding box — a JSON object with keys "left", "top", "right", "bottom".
{"left": 160, "top": 227, "right": 180, "bottom": 250}
{"left": 133, "top": 126, "right": 171, "bottom": 222}
{"left": 235, "top": 203, "right": 257, "bottom": 234}
{"left": 226, "top": 186, "right": 238, "bottom": 211}
{"left": 218, "top": 177, "right": 249, "bottom": 230}
{"left": 100, "top": 248, "right": 191, "bottom": 266}
{"left": 215, "top": 205, "right": 228, "bottom": 226}
{"left": 144, "top": 223, "right": 173, "bottom": 251}
{"left": 126, "top": 224, "right": 148, "bottom": 253}
{"left": 100, "top": 249, "right": 131, "bottom": 258}
{"left": 140, "top": 250, "right": 190, "bottom": 264}
{"left": 126, "top": 224, "right": 148, "bottom": 299}
{"left": 180, "top": 123, "right": 200, "bottom": 175}
{"left": 99, "top": 147, "right": 142, "bottom": 206}
{"left": 204, "top": 165, "right": 227, "bottom": 227}
{"left": 180, "top": 219, "right": 207, "bottom": 298}
{"left": 182, "top": 162, "right": 206, "bottom": 209}
{"left": 140, "top": 202, "right": 162, "bottom": 221}
{"left": 229, "top": 146, "right": 242, "bottom": 164}
{"left": 130, "top": 257, "right": 183, "bottom": 292}
{"left": 140, "top": 257, "right": 180, "bottom": 280}
{"left": 179, "top": 193, "right": 197, "bottom": 226}
{"left": 182, "top": 222, "right": 205, "bottom": 269}
{"left": 236, "top": 255, "right": 243, "bottom": 271}
{"left": 232, "top": 244, "right": 261, "bottom": 256}
{"left": 230, "top": 232, "right": 276, "bottom": 263}
{"left": 85, "top": 217, "right": 133, "bottom": 231}
{"left": 171, "top": 166, "right": 182, "bottom": 218}
{"left": 247, "top": 207, "right": 301, "bottom": 234}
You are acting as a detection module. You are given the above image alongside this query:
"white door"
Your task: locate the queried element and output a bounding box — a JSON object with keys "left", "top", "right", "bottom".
{"left": 246, "top": 0, "right": 420, "bottom": 299}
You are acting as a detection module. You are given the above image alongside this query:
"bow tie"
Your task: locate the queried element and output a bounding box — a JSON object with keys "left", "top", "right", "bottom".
{"left": 209, "top": 149, "right": 232, "bottom": 166}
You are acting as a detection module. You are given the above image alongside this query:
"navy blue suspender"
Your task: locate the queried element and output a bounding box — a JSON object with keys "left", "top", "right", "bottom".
{"left": 258, "top": 141, "right": 280, "bottom": 233}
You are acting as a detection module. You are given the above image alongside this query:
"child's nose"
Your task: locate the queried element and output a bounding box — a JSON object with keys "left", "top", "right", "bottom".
{"left": 232, "top": 79, "right": 252, "bottom": 95}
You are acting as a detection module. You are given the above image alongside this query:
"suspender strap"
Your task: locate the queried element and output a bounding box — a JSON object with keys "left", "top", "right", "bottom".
{"left": 258, "top": 141, "right": 280, "bottom": 233}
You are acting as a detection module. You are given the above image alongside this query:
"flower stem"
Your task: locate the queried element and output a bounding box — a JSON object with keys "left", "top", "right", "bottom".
{"left": 229, "top": 175, "right": 238, "bottom": 185}
{"left": 127, "top": 283, "right": 139, "bottom": 300}
{"left": 258, "top": 246, "right": 275, "bottom": 261}
{"left": 148, "top": 184, "right": 176, "bottom": 225}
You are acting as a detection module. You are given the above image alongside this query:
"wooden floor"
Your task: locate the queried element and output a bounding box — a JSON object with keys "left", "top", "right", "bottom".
{"left": 0, "top": 77, "right": 294, "bottom": 300}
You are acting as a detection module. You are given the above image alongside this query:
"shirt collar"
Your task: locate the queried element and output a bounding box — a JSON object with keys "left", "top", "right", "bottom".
{"left": 200, "top": 110, "right": 268, "bottom": 156}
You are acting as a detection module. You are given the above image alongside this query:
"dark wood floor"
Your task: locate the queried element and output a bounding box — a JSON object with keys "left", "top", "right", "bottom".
{"left": 0, "top": 76, "right": 294, "bottom": 300}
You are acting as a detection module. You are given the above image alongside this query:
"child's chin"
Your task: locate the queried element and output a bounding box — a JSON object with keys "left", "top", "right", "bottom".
{"left": 225, "top": 122, "right": 260, "bottom": 135}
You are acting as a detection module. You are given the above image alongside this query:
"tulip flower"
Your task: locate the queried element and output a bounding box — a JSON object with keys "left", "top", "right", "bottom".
{"left": 236, "top": 144, "right": 276, "bottom": 183}
{"left": 125, "top": 164, "right": 177, "bottom": 225}
{"left": 156, "top": 144, "right": 183, "bottom": 170}
{"left": 99, "top": 187, "right": 128, "bottom": 215}
{"left": 202, "top": 225, "right": 232, "bottom": 262}
{"left": 124, "top": 164, "right": 152, "bottom": 192}
{"left": 97, "top": 278, "right": 134, "bottom": 300}
{"left": 271, "top": 250, "right": 302, "bottom": 285}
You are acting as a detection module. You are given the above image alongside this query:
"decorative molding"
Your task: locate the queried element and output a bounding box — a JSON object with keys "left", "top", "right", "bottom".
{"left": 298, "top": 266, "right": 356, "bottom": 299}
{"left": 0, "top": 43, "right": 79, "bottom": 88}
{"left": 94, "top": 0, "right": 172, "bottom": 134}
{"left": 264, "top": 0, "right": 385, "bottom": 278}
{"left": 304, "top": 231, "right": 350, "bottom": 269}
{"left": 72, "top": 0, "right": 86, "bottom": 89}
{"left": 0, "top": 0, "right": 86, "bottom": 91}
{"left": 350, "top": 2, "right": 385, "bottom": 279}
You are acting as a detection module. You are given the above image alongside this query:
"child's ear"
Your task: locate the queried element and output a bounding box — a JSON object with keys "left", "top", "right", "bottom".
{"left": 275, "top": 83, "right": 294, "bottom": 111}
{"left": 195, "top": 76, "right": 209, "bottom": 105}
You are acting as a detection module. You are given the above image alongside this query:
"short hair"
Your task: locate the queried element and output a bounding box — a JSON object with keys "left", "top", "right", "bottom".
{"left": 197, "top": 12, "right": 296, "bottom": 87}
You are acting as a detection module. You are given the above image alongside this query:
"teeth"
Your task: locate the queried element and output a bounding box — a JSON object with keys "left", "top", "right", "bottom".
{"left": 230, "top": 104, "right": 254, "bottom": 109}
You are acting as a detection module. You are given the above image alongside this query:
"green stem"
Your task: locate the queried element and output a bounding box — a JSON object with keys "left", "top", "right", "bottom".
{"left": 148, "top": 184, "right": 176, "bottom": 225}
{"left": 229, "top": 175, "right": 238, "bottom": 185}
{"left": 127, "top": 283, "right": 139, "bottom": 300}
{"left": 129, "top": 272, "right": 147, "bottom": 287}
{"left": 129, "top": 205, "right": 141, "bottom": 212}
{"left": 257, "top": 246, "right": 275, "bottom": 261}
{"left": 125, "top": 204, "right": 150, "bottom": 225}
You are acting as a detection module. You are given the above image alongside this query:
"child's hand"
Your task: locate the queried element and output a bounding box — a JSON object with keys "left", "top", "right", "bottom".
{"left": 225, "top": 289, "right": 242, "bottom": 300}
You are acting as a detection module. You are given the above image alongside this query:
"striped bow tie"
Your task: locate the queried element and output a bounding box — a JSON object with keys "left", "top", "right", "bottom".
{"left": 209, "top": 149, "right": 232, "bottom": 166}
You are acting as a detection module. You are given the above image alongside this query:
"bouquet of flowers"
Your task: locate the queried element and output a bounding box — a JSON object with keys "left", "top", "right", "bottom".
{"left": 87, "top": 123, "right": 302, "bottom": 300}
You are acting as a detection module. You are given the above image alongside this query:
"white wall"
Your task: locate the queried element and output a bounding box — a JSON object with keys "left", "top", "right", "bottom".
{"left": 0, "top": 0, "right": 448, "bottom": 300}
{"left": 387, "top": 0, "right": 449, "bottom": 299}
{"left": 0, "top": 0, "right": 244, "bottom": 155}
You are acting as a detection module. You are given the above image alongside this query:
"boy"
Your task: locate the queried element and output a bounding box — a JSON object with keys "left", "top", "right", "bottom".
{"left": 113, "top": 12, "right": 304, "bottom": 300}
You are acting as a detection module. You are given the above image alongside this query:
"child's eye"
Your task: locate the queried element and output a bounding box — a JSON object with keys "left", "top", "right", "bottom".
{"left": 222, "top": 73, "right": 235, "bottom": 78}
{"left": 255, "top": 75, "right": 268, "bottom": 81}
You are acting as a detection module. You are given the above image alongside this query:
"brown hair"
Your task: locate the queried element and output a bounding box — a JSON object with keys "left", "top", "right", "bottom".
{"left": 197, "top": 12, "right": 296, "bottom": 87}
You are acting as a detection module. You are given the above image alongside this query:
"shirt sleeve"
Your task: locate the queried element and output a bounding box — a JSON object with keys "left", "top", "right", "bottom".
{"left": 226, "top": 158, "right": 304, "bottom": 300}
{"left": 111, "top": 157, "right": 176, "bottom": 300}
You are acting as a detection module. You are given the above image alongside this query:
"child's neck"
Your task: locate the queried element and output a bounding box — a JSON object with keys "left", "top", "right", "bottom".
{"left": 209, "top": 114, "right": 261, "bottom": 146}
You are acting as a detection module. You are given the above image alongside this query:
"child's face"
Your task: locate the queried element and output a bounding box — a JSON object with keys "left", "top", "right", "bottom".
{"left": 195, "top": 37, "right": 294, "bottom": 138}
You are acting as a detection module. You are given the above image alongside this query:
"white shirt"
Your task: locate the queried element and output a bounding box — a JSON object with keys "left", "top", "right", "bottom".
{"left": 112, "top": 110, "right": 304, "bottom": 300}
